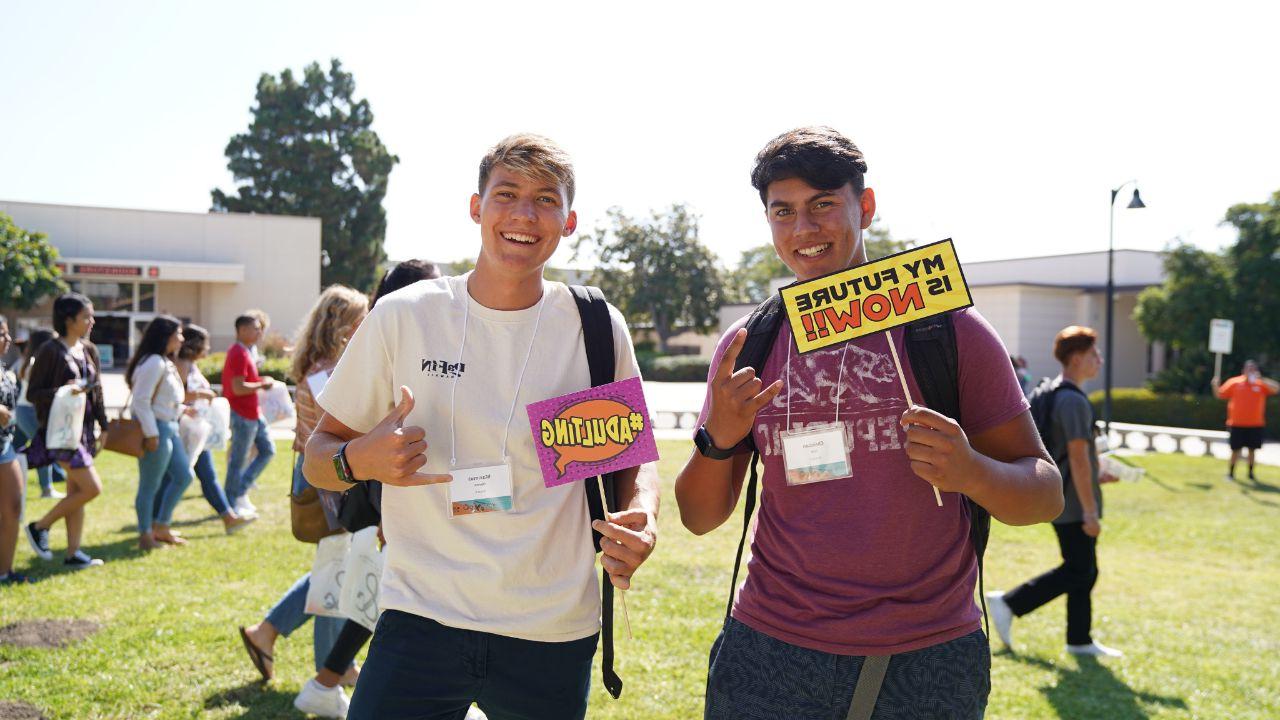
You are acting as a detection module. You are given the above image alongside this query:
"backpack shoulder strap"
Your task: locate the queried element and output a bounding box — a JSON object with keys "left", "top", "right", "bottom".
{"left": 569, "top": 284, "right": 623, "bottom": 700}
{"left": 723, "top": 294, "right": 784, "bottom": 623}
{"left": 902, "top": 311, "right": 993, "bottom": 636}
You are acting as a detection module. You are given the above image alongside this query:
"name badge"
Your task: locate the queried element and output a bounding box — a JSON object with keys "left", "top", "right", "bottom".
{"left": 448, "top": 462, "right": 514, "bottom": 517}
{"left": 779, "top": 422, "right": 852, "bottom": 486}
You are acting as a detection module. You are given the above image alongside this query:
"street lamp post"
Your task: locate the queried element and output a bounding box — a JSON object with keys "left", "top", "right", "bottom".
{"left": 1105, "top": 181, "right": 1145, "bottom": 437}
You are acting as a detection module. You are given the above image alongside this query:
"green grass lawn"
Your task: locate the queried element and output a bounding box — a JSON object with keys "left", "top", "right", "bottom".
{"left": 1, "top": 442, "right": 1277, "bottom": 719}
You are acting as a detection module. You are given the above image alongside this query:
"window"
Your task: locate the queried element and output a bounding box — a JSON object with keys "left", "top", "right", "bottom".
{"left": 138, "top": 283, "right": 156, "bottom": 312}
{"left": 79, "top": 281, "right": 135, "bottom": 312}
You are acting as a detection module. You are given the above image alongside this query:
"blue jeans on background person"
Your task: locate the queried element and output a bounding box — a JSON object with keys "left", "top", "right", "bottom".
{"left": 13, "top": 404, "right": 66, "bottom": 494}
{"left": 224, "top": 412, "right": 274, "bottom": 505}
{"left": 264, "top": 571, "right": 345, "bottom": 673}
{"left": 136, "top": 420, "right": 194, "bottom": 534}
{"left": 158, "top": 448, "right": 232, "bottom": 518}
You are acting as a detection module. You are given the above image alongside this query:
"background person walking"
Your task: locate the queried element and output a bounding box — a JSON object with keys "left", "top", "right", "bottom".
{"left": 12, "top": 329, "right": 66, "bottom": 499}
{"left": 126, "top": 316, "right": 196, "bottom": 551}
{"left": 222, "top": 314, "right": 276, "bottom": 517}
{"left": 21, "top": 293, "right": 108, "bottom": 570}
{"left": 1212, "top": 360, "right": 1278, "bottom": 481}
{"left": 0, "top": 316, "right": 33, "bottom": 585}
{"left": 988, "top": 326, "right": 1122, "bottom": 658}
{"left": 170, "top": 324, "right": 252, "bottom": 534}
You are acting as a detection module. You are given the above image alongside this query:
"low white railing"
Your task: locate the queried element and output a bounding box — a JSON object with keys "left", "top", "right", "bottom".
{"left": 1101, "top": 421, "right": 1230, "bottom": 457}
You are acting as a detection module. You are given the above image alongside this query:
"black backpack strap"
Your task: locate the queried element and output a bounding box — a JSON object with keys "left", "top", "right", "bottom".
{"left": 733, "top": 295, "right": 786, "bottom": 453}
{"left": 722, "top": 295, "right": 786, "bottom": 622}
{"left": 903, "top": 312, "right": 992, "bottom": 637}
{"left": 569, "top": 284, "right": 623, "bottom": 699}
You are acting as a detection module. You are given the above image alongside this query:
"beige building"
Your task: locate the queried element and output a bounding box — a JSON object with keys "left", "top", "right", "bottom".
{"left": 1, "top": 200, "right": 321, "bottom": 367}
{"left": 718, "top": 249, "right": 1167, "bottom": 393}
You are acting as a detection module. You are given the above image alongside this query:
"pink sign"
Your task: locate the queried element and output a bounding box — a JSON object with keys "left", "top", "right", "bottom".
{"left": 526, "top": 376, "right": 660, "bottom": 488}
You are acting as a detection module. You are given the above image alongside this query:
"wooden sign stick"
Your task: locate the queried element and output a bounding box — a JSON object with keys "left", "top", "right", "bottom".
{"left": 597, "top": 475, "right": 634, "bottom": 640}
{"left": 885, "top": 333, "right": 944, "bottom": 507}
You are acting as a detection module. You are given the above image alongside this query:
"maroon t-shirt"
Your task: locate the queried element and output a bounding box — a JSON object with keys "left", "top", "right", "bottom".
{"left": 697, "top": 307, "right": 1028, "bottom": 655}
{"left": 222, "top": 343, "right": 261, "bottom": 421}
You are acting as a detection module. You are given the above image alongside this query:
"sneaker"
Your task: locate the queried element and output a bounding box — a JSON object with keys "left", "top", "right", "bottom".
{"left": 1066, "top": 641, "right": 1124, "bottom": 657}
{"left": 293, "top": 678, "right": 349, "bottom": 718}
{"left": 224, "top": 514, "right": 257, "bottom": 535}
{"left": 40, "top": 488, "right": 66, "bottom": 499}
{"left": 63, "top": 551, "right": 104, "bottom": 570}
{"left": 24, "top": 522, "right": 52, "bottom": 561}
{"left": 985, "top": 590, "right": 1015, "bottom": 648}
{"left": 234, "top": 496, "right": 258, "bottom": 518}
{"left": 0, "top": 572, "right": 35, "bottom": 585}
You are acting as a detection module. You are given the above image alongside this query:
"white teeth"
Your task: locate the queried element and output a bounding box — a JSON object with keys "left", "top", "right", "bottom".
{"left": 797, "top": 244, "right": 830, "bottom": 258}
{"left": 502, "top": 232, "right": 538, "bottom": 244}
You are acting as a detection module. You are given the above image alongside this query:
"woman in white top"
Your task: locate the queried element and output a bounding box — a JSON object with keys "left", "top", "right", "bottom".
{"left": 126, "top": 315, "right": 193, "bottom": 551}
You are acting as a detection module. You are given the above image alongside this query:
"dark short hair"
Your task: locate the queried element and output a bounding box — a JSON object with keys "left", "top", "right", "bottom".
{"left": 52, "top": 292, "right": 92, "bottom": 337}
{"left": 179, "top": 324, "right": 210, "bottom": 361}
{"left": 750, "top": 126, "right": 868, "bottom": 205}
{"left": 234, "top": 314, "right": 259, "bottom": 331}
{"left": 1053, "top": 326, "right": 1098, "bottom": 365}
{"left": 372, "top": 259, "right": 441, "bottom": 307}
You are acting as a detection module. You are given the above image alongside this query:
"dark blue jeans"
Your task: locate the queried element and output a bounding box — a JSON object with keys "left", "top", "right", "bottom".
{"left": 705, "top": 618, "right": 990, "bottom": 720}
{"left": 349, "top": 610, "right": 599, "bottom": 720}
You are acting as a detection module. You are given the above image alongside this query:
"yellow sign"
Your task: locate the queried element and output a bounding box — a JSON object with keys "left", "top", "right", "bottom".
{"left": 780, "top": 238, "right": 973, "bottom": 354}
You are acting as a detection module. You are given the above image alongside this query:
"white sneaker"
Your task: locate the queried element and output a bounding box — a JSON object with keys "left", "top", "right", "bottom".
{"left": 465, "top": 706, "right": 488, "bottom": 720}
{"left": 1066, "top": 641, "right": 1124, "bottom": 657}
{"left": 40, "top": 488, "right": 66, "bottom": 499}
{"left": 234, "top": 496, "right": 258, "bottom": 518}
{"left": 985, "top": 590, "right": 1014, "bottom": 648}
{"left": 293, "top": 678, "right": 349, "bottom": 718}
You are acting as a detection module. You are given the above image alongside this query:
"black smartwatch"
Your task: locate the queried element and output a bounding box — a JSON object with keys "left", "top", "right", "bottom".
{"left": 695, "top": 425, "right": 739, "bottom": 460}
{"left": 331, "top": 441, "right": 362, "bottom": 486}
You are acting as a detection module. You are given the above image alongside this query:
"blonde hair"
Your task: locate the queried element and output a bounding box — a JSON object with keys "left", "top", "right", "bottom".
{"left": 290, "top": 285, "right": 369, "bottom": 382}
{"left": 478, "top": 133, "right": 576, "bottom": 206}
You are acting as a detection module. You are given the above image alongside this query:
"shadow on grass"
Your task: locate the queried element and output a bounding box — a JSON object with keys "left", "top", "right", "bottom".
{"left": 11, "top": 534, "right": 153, "bottom": 581}
{"left": 1005, "top": 652, "right": 1186, "bottom": 719}
{"left": 1226, "top": 475, "right": 1280, "bottom": 508}
{"left": 204, "top": 681, "right": 298, "bottom": 719}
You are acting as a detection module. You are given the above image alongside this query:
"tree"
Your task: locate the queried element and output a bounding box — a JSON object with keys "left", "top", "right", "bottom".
{"left": 0, "top": 212, "right": 66, "bottom": 310}
{"left": 211, "top": 59, "right": 398, "bottom": 292}
{"left": 726, "top": 220, "right": 914, "bottom": 303}
{"left": 1136, "top": 190, "right": 1280, "bottom": 392}
{"left": 573, "top": 204, "right": 725, "bottom": 352}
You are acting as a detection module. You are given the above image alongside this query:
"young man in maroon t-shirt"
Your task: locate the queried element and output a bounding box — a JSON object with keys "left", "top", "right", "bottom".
{"left": 222, "top": 313, "right": 277, "bottom": 516}
{"left": 675, "top": 127, "right": 1064, "bottom": 719}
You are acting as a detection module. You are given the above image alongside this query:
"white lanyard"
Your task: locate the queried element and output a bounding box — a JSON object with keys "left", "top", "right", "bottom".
{"left": 448, "top": 280, "right": 546, "bottom": 467}
{"left": 784, "top": 328, "right": 852, "bottom": 430}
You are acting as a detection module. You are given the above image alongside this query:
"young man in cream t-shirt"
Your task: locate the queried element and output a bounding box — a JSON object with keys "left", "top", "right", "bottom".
{"left": 305, "top": 134, "right": 660, "bottom": 720}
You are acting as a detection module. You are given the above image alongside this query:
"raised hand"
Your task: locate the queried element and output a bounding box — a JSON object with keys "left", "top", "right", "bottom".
{"left": 704, "top": 329, "right": 784, "bottom": 450}
{"left": 346, "top": 386, "right": 450, "bottom": 487}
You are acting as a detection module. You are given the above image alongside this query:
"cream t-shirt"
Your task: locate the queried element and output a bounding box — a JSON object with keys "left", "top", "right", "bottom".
{"left": 316, "top": 273, "right": 640, "bottom": 642}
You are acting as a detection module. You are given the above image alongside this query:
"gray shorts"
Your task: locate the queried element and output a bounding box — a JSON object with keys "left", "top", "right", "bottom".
{"left": 705, "top": 618, "right": 990, "bottom": 720}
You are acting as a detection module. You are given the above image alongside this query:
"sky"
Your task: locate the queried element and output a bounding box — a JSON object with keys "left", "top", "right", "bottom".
{"left": 3, "top": 1, "right": 1278, "bottom": 271}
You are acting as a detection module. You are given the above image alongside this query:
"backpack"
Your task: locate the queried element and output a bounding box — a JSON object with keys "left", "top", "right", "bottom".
{"left": 726, "top": 294, "right": 993, "bottom": 635}
{"left": 332, "top": 285, "right": 625, "bottom": 699}
{"left": 569, "top": 284, "right": 625, "bottom": 700}
{"left": 1027, "top": 376, "right": 1088, "bottom": 464}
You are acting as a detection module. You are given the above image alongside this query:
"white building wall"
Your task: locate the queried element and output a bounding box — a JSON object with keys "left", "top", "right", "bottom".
{"left": 0, "top": 200, "right": 321, "bottom": 352}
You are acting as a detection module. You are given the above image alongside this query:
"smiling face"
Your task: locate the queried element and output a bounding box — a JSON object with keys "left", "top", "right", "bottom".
{"left": 68, "top": 304, "right": 95, "bottom": 340}
{"left": 470, "top": 165, "right": 577, "bottom": 280}
{"left": 764, "top": 178, "right": 877, "bottom": 282}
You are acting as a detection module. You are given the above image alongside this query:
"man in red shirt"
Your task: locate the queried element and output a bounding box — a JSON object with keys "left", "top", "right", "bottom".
{"left": 1212, "top": 360, "right": 1278, "bottom": 481}
{"left": 222, "top": 314, "right": 277, "bottom": 516}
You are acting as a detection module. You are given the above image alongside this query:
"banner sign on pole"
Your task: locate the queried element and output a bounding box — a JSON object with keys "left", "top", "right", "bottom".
{"left": 779, "top": 238, "right": 973, "bottom": 355}
{"left": 1208, "top": 319, "right": 1234, "bottom": 355}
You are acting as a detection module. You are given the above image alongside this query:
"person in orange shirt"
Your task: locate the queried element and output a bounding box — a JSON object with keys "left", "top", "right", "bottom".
{"left": 1211, "top": 360, "right": 1279, "bottom": 481}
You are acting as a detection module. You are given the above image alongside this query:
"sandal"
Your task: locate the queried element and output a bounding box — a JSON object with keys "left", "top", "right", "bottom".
{"left": 238, "top": 625, "right": 274, "bottom": 681}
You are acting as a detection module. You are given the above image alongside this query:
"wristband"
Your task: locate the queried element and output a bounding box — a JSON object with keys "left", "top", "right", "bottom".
{"left": 331, "top": 441, "right": 361, "bottom": 486}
